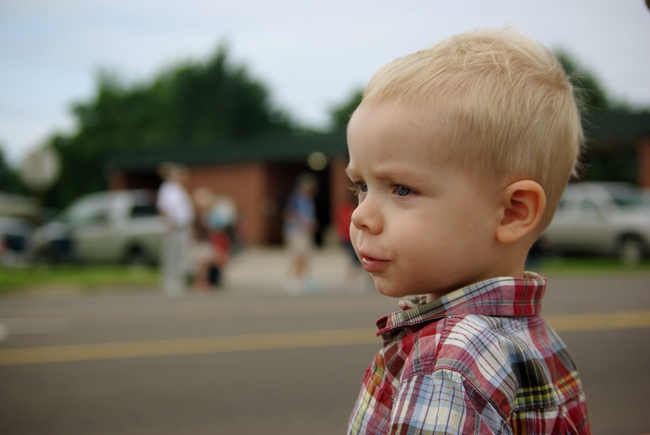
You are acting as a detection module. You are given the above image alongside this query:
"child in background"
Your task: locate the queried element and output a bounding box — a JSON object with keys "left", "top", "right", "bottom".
{"left": 208, "top": 196, "right": 238, "bottom": 284}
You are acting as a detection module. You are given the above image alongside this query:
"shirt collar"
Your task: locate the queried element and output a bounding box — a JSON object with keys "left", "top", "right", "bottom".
{"left": 376, "top": 272, "right": 547, "bottom": 336}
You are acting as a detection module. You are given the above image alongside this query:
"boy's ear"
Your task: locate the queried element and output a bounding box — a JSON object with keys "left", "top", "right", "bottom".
{"left": 496, "top": 180, "right": 546, "bottom": 244}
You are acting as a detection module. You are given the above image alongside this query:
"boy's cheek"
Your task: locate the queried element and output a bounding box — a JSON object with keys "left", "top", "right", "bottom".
{"left": 349, "top": 228, "right": 362, "bottom": 255}
{"left": 349, "top": 224, "right": 358, "bottom": 243}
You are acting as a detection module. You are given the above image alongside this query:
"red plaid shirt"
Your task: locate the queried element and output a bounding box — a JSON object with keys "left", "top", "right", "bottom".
{"left": 348, "top": 273, "right": 591, "bottom": 434}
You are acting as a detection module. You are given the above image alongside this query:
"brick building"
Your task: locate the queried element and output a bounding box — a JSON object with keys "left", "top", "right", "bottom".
{"left": 106, "top": 134, "right": 351, "bottom": 246}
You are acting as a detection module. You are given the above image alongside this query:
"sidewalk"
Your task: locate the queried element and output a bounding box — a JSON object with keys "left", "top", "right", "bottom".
{"left": 219, "top": 246, "right": 373, "bottom": 296}
{"left": 0, "top": 246, "right": 374, "bottom": 300}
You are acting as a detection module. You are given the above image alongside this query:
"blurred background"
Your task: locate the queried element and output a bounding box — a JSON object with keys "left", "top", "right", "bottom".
{"left": 1, "top": 1, "right": 649, "bottom": 434}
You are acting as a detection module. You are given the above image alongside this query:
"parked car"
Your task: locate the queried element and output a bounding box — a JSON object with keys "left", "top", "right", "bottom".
{"left": 539, "top": 182, "right": 650, "bottom": 263}
{"left": 0, "top": 217, "right": 34, "bottom": 265}
{"left": 31, "top": 190, "right": 165, "bottom": 265}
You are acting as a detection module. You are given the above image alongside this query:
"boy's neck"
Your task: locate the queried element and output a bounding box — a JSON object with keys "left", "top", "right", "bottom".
{"left": 424, "top": 260, "right": 528, "bottom": 304}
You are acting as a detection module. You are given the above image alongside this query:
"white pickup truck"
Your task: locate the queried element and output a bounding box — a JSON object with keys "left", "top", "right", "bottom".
{"left": 31, "top": 190, "right": 165, "bottom": 265}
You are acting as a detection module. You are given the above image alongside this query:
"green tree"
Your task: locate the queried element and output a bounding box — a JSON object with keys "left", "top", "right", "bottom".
{"left": 328, "top": 89, "right": 364, "bottom": 133}
{"left": 555, "top": 49, "right": 610, "bottom": 113}
{"left": 46, "top": 45, "right": 296, "bottom": 209}
{"left": 0, "top": 148, "right": 28, "bottom": 195}
{"left": 554, "top": 49, "right": 650, "bottom": 183}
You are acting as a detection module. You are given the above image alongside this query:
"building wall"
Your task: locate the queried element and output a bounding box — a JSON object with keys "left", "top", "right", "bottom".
{"left": 330, "top": 156, "right": 351, "bottom": 212}
{"left": 108, "top": 171, "right": 128, "bottom": 190}
{"left": 109, "top": 170, "right": 161, "bottom": 191}
{"left": 638, "top": 136, "right": 650, "bottom": 189}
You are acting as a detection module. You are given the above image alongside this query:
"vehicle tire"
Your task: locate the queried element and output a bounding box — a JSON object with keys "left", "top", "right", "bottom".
{"left": 123, "top": 247, "right": 148, "bottom": 267}
{"left": 617, "top": 237, "right": 645, "bottom": 265}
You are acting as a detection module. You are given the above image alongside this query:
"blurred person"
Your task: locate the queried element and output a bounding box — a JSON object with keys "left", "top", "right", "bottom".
{"left": 345, "top": 29, "right": 590, "bottom": 434}
{"left": 207, "top": 195, "right": 238, "bottom": 286}
{"left": 156, "top": 163, "right": 195, "bottom": 297}
{"left": 191, "top": 187, "right": 217, "bottom": 293}
{"left": 282, "top": 172, "right": 319, "bottom": 294}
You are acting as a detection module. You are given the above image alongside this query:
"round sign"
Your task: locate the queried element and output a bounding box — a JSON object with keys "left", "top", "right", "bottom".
{"left": 307, "top": 151, "right": 328, "bottom": 171}
{"left": 20, "top": 147, "right": 61, "bottom": 192}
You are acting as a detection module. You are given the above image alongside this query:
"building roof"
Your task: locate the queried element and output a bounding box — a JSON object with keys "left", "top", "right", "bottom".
{"left": 106, "top": 111, "right": 650, "bottom": 172}
{"left": 106, "top": 133, "right": 348, "bottom": 172}
{"left": 583, "top": 111, "right": 650, "bottom": 147}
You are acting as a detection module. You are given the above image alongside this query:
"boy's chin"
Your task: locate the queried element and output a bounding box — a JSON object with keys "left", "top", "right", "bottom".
{"left": 374, "top": 281, "right": 418, "bottom": 299}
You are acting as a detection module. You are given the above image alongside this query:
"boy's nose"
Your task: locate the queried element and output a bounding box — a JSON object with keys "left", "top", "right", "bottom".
{"left": 351, "top": 198, "right": 382, "bottom": 235}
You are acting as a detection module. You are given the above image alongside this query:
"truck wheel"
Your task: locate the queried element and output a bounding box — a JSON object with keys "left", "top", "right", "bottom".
{"left": 617, "top": 237, "right": 645, "bottom": 265}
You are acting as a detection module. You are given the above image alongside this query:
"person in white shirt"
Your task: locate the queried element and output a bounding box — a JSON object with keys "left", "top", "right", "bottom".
{"left": 156, "top": 163, "right": 195, "bottom": 296}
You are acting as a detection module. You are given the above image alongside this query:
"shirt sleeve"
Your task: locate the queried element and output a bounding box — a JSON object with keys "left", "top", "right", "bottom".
{"left": 388, "top": 369, "right": 511, "bottom": 435}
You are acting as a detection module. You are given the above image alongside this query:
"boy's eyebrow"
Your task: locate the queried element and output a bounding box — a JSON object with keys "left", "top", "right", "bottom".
{"left": 374, "top": 165, "right": 422, "bottom": 181}
{"left": 346, "top": 163, "right": 432, "bottom": 183}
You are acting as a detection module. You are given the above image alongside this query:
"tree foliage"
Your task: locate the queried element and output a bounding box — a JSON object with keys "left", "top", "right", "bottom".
{"left": 0, "top": 148, "right": 28, "bottom": 195}
{"left": 554, "top": 49, "right": 610, "bottom": 113}
{"left": 45, "top": 45, "right": 295, "bottom": 208}
{"left": 328, "top": 89, "right": 364, "bottom": 133}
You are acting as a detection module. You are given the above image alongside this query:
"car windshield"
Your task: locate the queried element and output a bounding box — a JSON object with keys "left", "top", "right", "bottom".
{"left": 131, "top": 204, "right": 158, "bottom": 218}
{"left": 612, "top": 196, "right": 648, "bottom": 207}
{"left": 56, "top": 194, "right": 113, "bottom": 225}
{"left": 605, "top": 185, "right": 650, "bottom": 208}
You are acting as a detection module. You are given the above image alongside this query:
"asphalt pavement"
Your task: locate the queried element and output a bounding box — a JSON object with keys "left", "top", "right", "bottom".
{"left": 0, "top": 248, "right": 649, "bottom": 435}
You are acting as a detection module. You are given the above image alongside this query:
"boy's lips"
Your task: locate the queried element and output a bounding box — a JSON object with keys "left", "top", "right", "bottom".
{"left": 359, "top": 254, "right": 389, "bottom": 273}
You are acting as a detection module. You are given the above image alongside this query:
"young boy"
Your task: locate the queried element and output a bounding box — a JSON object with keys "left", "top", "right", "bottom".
{"left": 345, "top": 29, "right": 590, "bottom": 434}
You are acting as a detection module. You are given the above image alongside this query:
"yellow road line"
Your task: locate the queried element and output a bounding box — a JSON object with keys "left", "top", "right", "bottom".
{"left": 0, "top": 328, "right": 378, "bottom": 366}
{"left": 0, "top": 310, "right": 648, "bottom": 366}
{"left": 545, "top": 309, "right": 650, "bottom": 332}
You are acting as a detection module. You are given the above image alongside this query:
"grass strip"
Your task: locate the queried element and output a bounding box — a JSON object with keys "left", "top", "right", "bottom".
{"left": 0, "top": 265, "right": 159, "bottom": 294}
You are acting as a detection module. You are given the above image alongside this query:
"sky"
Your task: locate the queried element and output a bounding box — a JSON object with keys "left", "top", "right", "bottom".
{"left": 1, "top": 0, "right": 649, "bottom": 167}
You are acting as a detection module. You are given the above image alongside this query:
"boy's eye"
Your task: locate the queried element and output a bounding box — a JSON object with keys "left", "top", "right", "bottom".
{"left": 348, "top": 181, "right": 367, "bottom": 196}
{"left": 395, "top": 185, "right": 411, "bottom": 197}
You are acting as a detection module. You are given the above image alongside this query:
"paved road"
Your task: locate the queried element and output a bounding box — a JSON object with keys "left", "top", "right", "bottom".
{"left": 0, "top": 250, "right": 648, "bottom": 435}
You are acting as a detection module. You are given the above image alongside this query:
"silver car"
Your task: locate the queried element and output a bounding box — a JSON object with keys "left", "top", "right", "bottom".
{"left": 0, "top": 217, "right": 34, "bottom": 265}
{"left": 31, "top": 190, "right": 165, "bottom": 265}
{"left": 540, "top": 182, "right": 650, "bottom": 263}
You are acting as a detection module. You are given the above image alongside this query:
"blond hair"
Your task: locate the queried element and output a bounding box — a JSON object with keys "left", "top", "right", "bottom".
{"left": 359, "top": 28, "right": 583, "bottom": 228}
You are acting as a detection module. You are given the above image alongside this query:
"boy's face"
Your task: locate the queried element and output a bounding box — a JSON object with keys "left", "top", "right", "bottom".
{"left": 346, "top": 102, "right": 504, "bottom": 301}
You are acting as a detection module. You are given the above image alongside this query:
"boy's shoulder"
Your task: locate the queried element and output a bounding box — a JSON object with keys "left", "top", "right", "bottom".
{"left": 397, "top": 312, "right": 581, "bottom": 413}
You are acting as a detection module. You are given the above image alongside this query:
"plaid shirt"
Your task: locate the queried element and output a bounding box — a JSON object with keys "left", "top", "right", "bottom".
{"left": 348, "top": 273, "right": 591, "bottom": 434}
